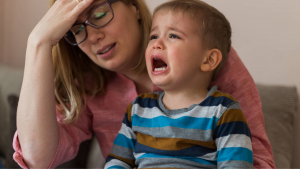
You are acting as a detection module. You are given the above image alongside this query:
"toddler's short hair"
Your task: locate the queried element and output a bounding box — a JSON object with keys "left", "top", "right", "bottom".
{"left": 153, "top": 0, "right": 232, "bottom": 79}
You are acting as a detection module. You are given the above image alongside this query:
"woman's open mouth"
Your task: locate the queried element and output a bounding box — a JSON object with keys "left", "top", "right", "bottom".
{"left": 97, "top": 43, "right": 116, "bottom": 59}
{"left": 98, "top": 43, "right": 116, "bottom": 54}
{"left": 152, "top": 56, "right": 169, "bottom": 74}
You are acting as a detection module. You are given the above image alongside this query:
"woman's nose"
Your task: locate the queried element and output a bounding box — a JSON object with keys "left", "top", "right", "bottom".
{"left": 86, "top": 25, "right": 104, "bottom": 44}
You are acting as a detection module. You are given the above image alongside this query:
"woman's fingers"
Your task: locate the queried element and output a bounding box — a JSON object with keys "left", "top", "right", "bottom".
{"left": 71, "top": 0, "right": 94, "bottom": 17}
{"left": 30, "top": 0, "right": 95, "bottom": 46}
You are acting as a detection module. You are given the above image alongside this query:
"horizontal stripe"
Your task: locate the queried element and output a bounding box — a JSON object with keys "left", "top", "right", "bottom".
{"left": 110, "top": 144, "right": 135, "bottom": 160}
{"left": 107, "top": 166, "right": 127, "bottom": 169}
{"left": 137, "top": 153, "right": 217, "bottom": 166}
{"left": 134, "top": 92, "right": 235, "bottom": 109}
{"left": 122, "top": 113, "right": 132, "bottom": 128}
{"left": 132, "top": 104, "right": 227, "bottom": 119}
{"left": 215, "top": 134, "right": 252, "bottom": 151}
{"left": 136, "top": 132, "right": 216, "bottom": 150}
{"left": 133, "top": 126, "right": 213, "bottom": 142}
{"left": 132, "top": 115, "right": 219, "bottom": 130}
{"left": 131, "top": 105, "right": 165, "bottom": 118}
{"left": 118, "top": 123, "right": 136, "bottom": 140}
{"left": 217, "top": 107, "right": 248, "bottom": 126}
{"left": 218, "top": 160, "right": 253, "bottom": 168}
{"left": 213, "top": 121, "right": 251, "bottom": 139}
{"left": 137, "top": 157, "right": 216, "bottom": 169}
{"left": 113, "top": 134, "right": 136, "bottom": 149}
{"left": 107, "top": 166, "right": 126, "bottom": 169}
{"left": 210, "top": 91, "right": 237, "bottom": 102}
{"left": 135, "top": 141, "right": 215, "bottom": 156}
{"left": 133, "top": 94, "right": 159, "bottom": 108}
{"left": 200, "top": 95, "right": 234, "bottom": 107}
{"left": 105, "top": 158, "right": 133, "bottom": 168}
{"left": 217, "top": 147, "right": 253, "bottom": 164}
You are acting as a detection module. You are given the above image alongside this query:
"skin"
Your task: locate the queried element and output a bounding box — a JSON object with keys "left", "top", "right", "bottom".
{"left": 146, "top": 11, "right": 222, "bottom": 110}
{"left": 17, "top": 0, "right": 151, "bottom": 168}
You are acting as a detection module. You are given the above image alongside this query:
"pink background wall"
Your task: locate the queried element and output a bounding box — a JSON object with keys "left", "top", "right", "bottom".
{"left": 0, "top": 0, "right": 48, "bottom": 67}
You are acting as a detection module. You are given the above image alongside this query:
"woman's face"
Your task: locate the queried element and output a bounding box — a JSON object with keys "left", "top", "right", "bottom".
{"left": 76, "top": 0, "right": 142, "bottom": 73}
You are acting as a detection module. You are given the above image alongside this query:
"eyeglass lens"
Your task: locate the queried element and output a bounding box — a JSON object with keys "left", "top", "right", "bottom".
{"left": 65, "top": 3, "right": 113, "bottom": 45}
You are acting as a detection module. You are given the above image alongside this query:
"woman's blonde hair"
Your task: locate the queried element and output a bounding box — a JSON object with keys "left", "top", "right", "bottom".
{"left": 50, "top": 0, "right": 152, "bottom": 124}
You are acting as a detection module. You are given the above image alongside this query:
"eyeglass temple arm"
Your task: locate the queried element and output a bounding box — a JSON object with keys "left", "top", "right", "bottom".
{"left": 108, "top": 0, "right": 119, "bottom": 5}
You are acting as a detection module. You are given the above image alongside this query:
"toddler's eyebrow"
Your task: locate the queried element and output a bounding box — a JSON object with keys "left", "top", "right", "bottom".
{"left": 150, "top": 26, "right": 187, "bottom": 36}
{"left": 167, "top": 26, "right": 187, "bottom": 36}
{"left": 150, "top": 26, "right": 158, "bottom": 33}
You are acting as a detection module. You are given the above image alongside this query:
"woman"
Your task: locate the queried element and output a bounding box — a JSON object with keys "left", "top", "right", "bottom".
{"left": 14, "top": 0, "right": 275, "bottom": 168}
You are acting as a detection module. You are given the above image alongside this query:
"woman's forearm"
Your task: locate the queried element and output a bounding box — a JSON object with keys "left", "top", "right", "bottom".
{"left": 17, "top": 37, "right": 59, "bottom": 168}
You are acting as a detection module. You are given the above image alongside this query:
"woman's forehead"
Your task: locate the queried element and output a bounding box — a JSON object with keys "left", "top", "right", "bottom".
{"left": 76, "top": 0, "right": 108, "bottom": 23}
{"left": 86, "top": 0, "right": 107, "bottom": 13}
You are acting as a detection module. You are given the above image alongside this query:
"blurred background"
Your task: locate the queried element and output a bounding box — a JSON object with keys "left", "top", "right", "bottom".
{"left": 0, "top": 0, "right": 299, "bottom": 168}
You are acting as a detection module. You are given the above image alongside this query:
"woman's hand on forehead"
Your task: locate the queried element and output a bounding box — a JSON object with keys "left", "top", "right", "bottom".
{"left": 29, "top": 0, "right": 95, "bottom": 46}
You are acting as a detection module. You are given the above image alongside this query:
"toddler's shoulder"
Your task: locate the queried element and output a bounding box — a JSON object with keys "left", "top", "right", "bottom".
{"left": 204, "top": 86, "right": 239, "bottom": 109}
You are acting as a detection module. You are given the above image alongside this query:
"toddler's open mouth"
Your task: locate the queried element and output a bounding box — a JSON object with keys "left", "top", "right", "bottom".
{"left": 152, "top": 56, "right": 168, "bottom": 73}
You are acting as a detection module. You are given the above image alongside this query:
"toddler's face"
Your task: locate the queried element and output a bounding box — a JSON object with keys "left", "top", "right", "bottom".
{"left": 145, "top": 11, "right": 208, "bottom": 91}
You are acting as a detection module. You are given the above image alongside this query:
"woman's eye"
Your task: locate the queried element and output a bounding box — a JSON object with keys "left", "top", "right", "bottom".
{"left": 93, "top": 12, "right": 108, "bottom": 19}
{"left": 169, "top": 34, "right": 180, "bottom": 39}
{"left": 150, "top": 35, "right": 158, "bottom": 40}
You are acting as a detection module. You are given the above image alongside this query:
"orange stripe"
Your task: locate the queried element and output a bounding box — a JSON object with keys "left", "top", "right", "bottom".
{"left": 138, "top": 92, "right": 160, "bottom": 100}
{"left": 217, "top": 109, "right": 248, "bottom": 126}
{"left": 108, "top": 153, "right": 135, "bottom": 167}
{"left": 136, "top": 133, "right": 216, "bottom": 150}
{"left": 210, "top": 91, "right": 237, "bottom": 102}
{"left": 126, "top": 103, "right": 133, "bottom": 122}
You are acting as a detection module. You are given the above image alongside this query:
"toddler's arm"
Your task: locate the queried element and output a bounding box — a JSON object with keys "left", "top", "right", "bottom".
{"left": 215, "top": 102, "right": 253, "bottom": 169}
{"left": 105, "top": 103, "right": 136, "bottom": 169}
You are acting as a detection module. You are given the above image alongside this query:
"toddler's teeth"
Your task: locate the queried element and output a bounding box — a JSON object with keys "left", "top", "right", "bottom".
{"left": 154, "top": 67, "right": 167, "bottom": 71}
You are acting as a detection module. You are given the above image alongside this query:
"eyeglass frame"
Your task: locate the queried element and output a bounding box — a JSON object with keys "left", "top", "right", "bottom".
{"left": 64, "top": 0, "right": 120, "bottom": 46}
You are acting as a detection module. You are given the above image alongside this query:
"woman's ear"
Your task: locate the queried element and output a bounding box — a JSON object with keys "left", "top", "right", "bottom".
{"left": 200, "top": 49, "right": 222, "bottom": 72}
{"left": 131, "top": 2, "right": 141, "bottom": 20}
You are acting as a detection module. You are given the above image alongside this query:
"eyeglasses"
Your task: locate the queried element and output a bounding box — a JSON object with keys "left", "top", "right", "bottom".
{"left": 64, "top": 0, "right": 119, "bottom": 46}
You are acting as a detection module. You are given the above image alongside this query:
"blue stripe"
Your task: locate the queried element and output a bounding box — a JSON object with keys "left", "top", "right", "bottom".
{"left": 107, "top": 166, "right": 126, "bottom": 169}
{"left": 113, "top": 134, "right": 137, "bottom": 149}
{"left": 132, "top": 115, "right": 219, "bottom": 130}
{"left": 135, "top": 141, "right": 215, "bottom": 156}
{"left": 122, "top": 113, "right": 132, "bottom": 128}
{"left": 213, "top": 121, "right": 251, "bottom": 139}
{"left": 200, "top": 95, "right": 234, "bottom": 107}
{"left": 134, "top": 95, "right": 234, "bottom": 109}
{"left": 106, "top": 155, "right": 117, "bottom": 163}
{"left": 137, "top": 153, "right": 217, "bottom": 165}
{"left": 133, "top": 97, "right": 158, "bottom": 108}
{"left": 218, "top": 147, "right": 253, "bottom": 164}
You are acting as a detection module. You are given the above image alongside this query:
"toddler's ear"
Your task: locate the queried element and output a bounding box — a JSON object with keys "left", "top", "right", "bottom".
{"left": 200, "top": 49, "right": 222, "bottom": 72}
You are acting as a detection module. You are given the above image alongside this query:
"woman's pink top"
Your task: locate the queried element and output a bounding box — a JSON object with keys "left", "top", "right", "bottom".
{"left": 13, "top": 47, "right": 275, "bottom": 168}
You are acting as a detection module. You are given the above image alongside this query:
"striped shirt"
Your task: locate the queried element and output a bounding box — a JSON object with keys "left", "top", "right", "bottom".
{"left": 105, "top": 86, "right": 253, "bottom": 169}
